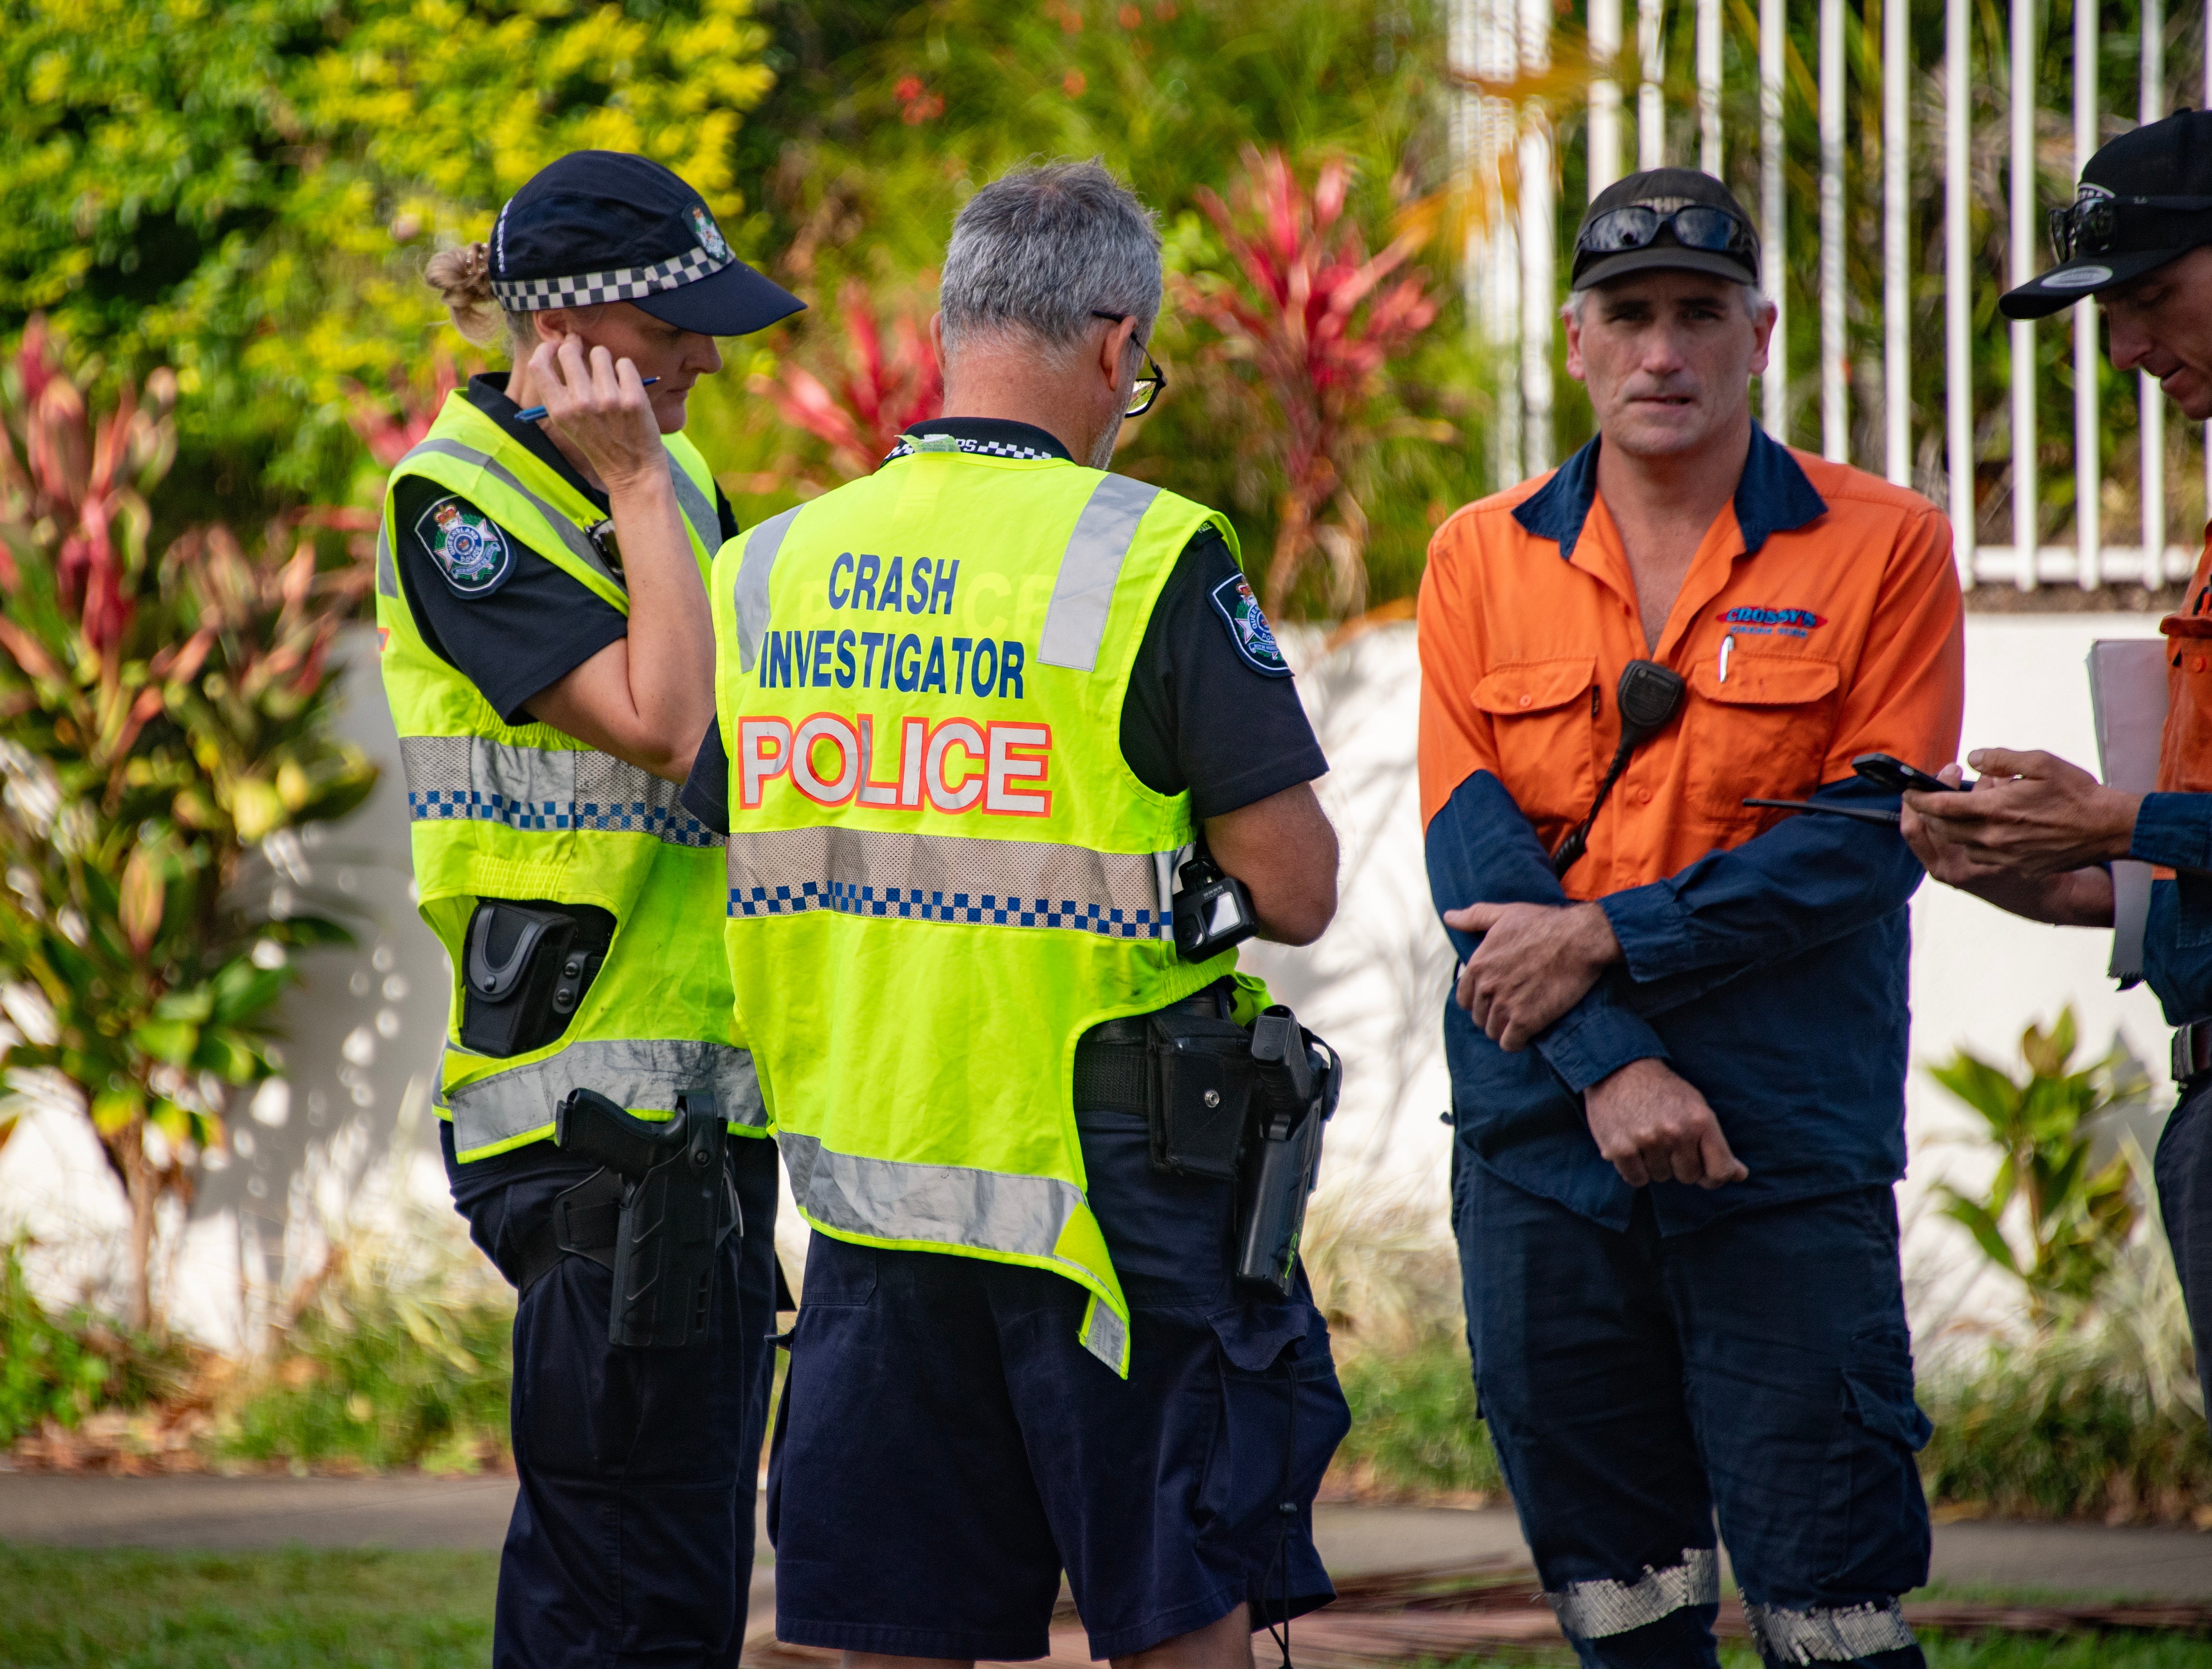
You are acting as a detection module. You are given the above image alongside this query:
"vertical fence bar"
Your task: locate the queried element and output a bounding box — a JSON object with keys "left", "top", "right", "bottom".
{"left": 1639, "top": 0, "right": 1665, "bottom": 168}
{"left": 2145, "top": 0, "right": 2166, "bottom": 584}
{"left": 1763, "top": 0, "right": 1789, "bottom": 438}
{"left": 2076, "top": 0, "right": 2102, "bottom": 589}
{"left": 2012, "top": 0, "right": 2039, "bottom": 589}
{"left": 1521, "top": 0, "right": 1555, "bottom": 472}
{"left": 1477, "top": 0, "right": 1523, "bottom": 489}
{"left": 1698, "top": 0, "right": 1723, "bottom": 175}
{"left": 1590, "top": 0, "right": 1623, "bottom": 196}
{"left": 1946, "top": 0, "right": 1974, "bottom": 579}
{"left": 1822, "top": 0, "right": 1849, "bottom": 460}
{"left": 1885, "top": 0, "right": 1912, "bottom": 485}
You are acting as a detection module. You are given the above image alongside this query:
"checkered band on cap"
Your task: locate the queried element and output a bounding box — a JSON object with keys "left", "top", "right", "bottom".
{"left": 491, "top": 243, "right": 734, "bottom": 311}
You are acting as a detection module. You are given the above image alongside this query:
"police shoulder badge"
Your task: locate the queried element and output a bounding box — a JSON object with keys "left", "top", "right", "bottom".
{"left": 416, "top": 496, "right": 514, "bottom": 598}
{"left": 690, "top": 205, "right": 732, "bottom": 263}
{"left": 1208, "top": 573, "right": 1292, "bottom": 678}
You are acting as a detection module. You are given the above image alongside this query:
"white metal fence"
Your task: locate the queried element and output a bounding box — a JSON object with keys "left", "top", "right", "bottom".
{"left": 1449, "top": 0, "right": 2212, "bottom": 591}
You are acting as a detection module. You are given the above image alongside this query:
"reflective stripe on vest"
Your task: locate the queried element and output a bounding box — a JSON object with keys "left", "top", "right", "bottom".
{"left": 440, "top": 1036, "right": 766, "bottom": 1156}
{"left": 402, "top": 735, "right": 722, "bottom": 849}
{"left": 725, "top": 825, "right": 1176, "bottom": 937}
{"left": 712, "top": 450, "right": 1248, "bottom": 1375}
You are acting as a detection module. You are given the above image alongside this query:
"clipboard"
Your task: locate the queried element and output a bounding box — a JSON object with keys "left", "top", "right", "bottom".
{"left": 2087, "top": 639, "right": 2169, "bottom": 985}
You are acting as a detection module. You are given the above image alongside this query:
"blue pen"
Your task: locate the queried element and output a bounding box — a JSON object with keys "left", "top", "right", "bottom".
{"left": 515, "top": 377, "right": 660, "bottom": 423}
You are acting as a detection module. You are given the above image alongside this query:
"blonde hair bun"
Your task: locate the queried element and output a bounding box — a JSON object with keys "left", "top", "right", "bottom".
{"left": 426, "top": 242, "right": 503, "bottom": 346}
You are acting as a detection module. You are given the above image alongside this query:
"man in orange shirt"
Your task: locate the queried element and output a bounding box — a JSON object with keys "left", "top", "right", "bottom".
{"left": 1419, "top": 169, "right": 1964, "bottom": 1669}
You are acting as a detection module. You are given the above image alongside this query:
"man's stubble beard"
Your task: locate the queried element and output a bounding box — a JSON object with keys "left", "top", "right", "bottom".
{"left": 1087, "top": 419, "right": 1123, "bottom": 472}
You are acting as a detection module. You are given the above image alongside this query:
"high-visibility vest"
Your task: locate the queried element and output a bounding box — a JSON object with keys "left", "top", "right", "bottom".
{"left": 377, "top": 391, "right": 762, "bottom": 1161}
{"left": 710, "top": 441, "right": 1262, "bottom": 1375}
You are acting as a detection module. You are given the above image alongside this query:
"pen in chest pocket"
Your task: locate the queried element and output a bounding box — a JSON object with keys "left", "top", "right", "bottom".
{"left": 1717, "top": 632, "right": 1734, "bottom": 685}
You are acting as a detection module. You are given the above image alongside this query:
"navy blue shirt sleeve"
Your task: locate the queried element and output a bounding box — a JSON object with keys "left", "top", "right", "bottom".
{"left": 1426, "top": 770, "right": 1670, "bottom": 1093}
{"left": 682, "top": 725, "right": 729, "bottom": 833}
{"left": 1121, "top": 528, "right": 1328, "bottom": 818}
{"left": 2132, "top": 792, "right": 2212, "bottom": 874}
{"left": 390, "top": 473, "right": 629, "bottom": 725}
{"left": 1596, "top": 774, "right": 1926, "bottom": 1006}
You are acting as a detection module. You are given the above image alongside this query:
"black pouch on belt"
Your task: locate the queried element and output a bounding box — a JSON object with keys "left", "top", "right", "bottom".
{"left": 459, "top": 899, "right": 616, "bottom": 1058}
{"left": 1145, "top": 1012, "right": 1257, "bottom": 1181}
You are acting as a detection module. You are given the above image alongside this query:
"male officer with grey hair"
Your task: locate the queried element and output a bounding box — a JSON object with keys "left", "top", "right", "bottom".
{"left": 682, "top": 159, "right": 1349, "bottom": 1666}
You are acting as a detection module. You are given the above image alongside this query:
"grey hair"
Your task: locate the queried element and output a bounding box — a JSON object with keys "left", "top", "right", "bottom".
{"left": 1562, "top": 281, "right": 1775, "bottom": 327}
{"left": 940, "top": 160, "right": 1162, "bottom": 358}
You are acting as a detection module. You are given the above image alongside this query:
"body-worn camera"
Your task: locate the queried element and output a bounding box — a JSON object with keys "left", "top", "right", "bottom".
{"left": 459, "top": 899, "right": 615, "bottom": 1057}
{"left": 1171, "top": 850, "right": 1257, "bottom": 962}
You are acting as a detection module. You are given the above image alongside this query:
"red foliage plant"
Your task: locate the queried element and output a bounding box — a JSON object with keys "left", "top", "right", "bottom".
{"left": 753, "top": 281, "right": 942, "bottom": 486}
{"left": 1182, "top": 147, "right": 1439, "bottom": 619}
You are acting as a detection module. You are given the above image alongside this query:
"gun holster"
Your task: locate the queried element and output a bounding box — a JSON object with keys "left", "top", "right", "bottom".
{"left": 553, "top": 1088, "right": 738, "bottom": 1349}
{"left": 1233, "top": 1005, "right": 1341, "bottom": 1295}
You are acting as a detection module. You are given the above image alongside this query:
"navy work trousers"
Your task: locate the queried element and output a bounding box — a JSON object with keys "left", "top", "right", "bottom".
{"left": 1452, "top": 1143, "right": 1932, "bottom": 1669}
{"left": 2156, "top": 1079, "right": 2212, "bottom": 1423}
{"left": 444, "top": 1121, "right": 782, "bottom": 1669}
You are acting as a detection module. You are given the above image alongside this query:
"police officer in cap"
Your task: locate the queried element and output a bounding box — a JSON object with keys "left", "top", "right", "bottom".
{"left": 1905, "top": 108, "right": 2212, "bottom": 1426}
{"left": 389, "top": 151, "right": 801, "bottom": 1665}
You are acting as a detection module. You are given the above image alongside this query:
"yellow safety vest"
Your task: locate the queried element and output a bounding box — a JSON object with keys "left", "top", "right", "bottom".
{"left": 710, "top": 439, "right": 1262, "bottom": 1374}
{"left": 377, "top": 391, "right": 763, "bottom": 1161}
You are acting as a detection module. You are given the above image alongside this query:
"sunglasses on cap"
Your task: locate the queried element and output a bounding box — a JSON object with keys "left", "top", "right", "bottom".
{"left": 1576, "top": 203, "right": 1758, "bottom": 265}
{"left": 2047, "top": 188, "right": 2212, "bottom": 263}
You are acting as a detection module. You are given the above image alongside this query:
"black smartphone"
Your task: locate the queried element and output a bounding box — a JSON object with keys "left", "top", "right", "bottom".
{"left": 1851, "top": 752, "right": 1962, "bottom": 795}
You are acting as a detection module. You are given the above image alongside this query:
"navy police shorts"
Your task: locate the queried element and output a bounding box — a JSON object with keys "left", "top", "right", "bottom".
{"left": 767, "top": 1105, "right": 1351, "bottom": 1661}
{"left": 445, "top": 1120, "right": 782, "bottom": 1669}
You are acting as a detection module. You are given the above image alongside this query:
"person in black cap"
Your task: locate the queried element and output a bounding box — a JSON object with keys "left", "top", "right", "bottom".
{"left": 1421, "top": 165, "right": 1963, "bottom": 1669}
{"left": 1904, "top": 107, "right": 2212, "bottom": 1429}
{"left": 383, "top": 150, "right": 801, "bottom": 1668}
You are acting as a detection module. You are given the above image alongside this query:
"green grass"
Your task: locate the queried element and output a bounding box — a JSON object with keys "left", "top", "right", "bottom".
{"left": 0, "top": 1545, "right": 497, "bottom": 1669}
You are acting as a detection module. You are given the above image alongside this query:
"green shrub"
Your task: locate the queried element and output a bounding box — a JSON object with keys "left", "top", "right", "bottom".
{"left": 1332, "top": 1329, "right": 1504, "bottom": 1500}
{"left": 0, "top": 1240, "right": 188, "bottom": 1446}
{"left": 214, "top": 1245, "right": 514, "bottom": 1474}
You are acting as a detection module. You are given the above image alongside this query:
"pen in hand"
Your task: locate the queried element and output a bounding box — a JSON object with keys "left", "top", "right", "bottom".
{"left": 515, "top": 377, "right": 660, "bottom": 423}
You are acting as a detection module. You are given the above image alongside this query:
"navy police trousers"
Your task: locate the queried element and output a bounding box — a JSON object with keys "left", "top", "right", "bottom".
{"left": 444, "top": 1120, "right": 782, "bottom": 1669}
{"left": 1453, "top": 1146, "right": 1932, "bottom": 1669}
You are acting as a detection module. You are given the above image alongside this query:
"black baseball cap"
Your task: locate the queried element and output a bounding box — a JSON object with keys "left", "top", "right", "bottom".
{"left": 2001, "top": 112, "right": 2212, "bottom": 319}
{"left": 488, "top": 152, "right": 803, "bottom": 336}
{"left": 1571, "top": 167, "right": 1761, "bottom": 291}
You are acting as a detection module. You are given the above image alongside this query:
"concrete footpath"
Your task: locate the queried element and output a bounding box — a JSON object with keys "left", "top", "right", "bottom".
{"left": 4, "top": 1475, "right": 2212, "bottom": 1601}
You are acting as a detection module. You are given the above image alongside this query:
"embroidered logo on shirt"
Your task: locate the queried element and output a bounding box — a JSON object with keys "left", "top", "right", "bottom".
{"left": 1716, "top": 604, "right": 1827, "bottom": 639}
{"left": 1209, "top": 573, "right": 1292, "bottom": 678}
{"left": 417, "top": 497, "right": 514, "bottom": 597}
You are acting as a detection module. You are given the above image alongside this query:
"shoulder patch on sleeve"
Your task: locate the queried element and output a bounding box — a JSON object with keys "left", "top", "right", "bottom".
{"left": 1207, "top": 571, "right": 1293, "bottom": 678}
{"left": 414, "top": 495, "right": 514, "bottom": 598}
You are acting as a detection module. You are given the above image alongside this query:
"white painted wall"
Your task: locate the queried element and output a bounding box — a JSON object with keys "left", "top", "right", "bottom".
{"left": 0, "top": 615, "right": 2182, "bottom": 1352}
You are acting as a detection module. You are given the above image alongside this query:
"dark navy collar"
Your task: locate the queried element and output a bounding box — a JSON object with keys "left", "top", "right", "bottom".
{"left": 1510, "top": 422, "right": 1826, "bottom": 562}
{"left": 884, "top": 416, "right": 1071, "bottom": 464}
{"left": 465, "top": 373, "right": 608, "bottom": 512}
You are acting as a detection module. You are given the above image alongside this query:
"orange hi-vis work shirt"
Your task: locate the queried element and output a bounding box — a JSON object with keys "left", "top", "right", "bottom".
{"left": 1418, "top": 426, "right": 1965, "bottom": 1232}
{"left": 1419, "top": 433, "right": 1965, "bottom": 897}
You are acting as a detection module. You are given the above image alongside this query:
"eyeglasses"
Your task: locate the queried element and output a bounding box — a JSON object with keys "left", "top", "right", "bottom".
{"left": 1091, "top": 311, "right": 1166, "bottom": 417}
{"left": 1575, "top": 203, "right": 1758, "bottom": 267}
{"left": 2048, "top": 189, "right": 2212, "bottom": 263}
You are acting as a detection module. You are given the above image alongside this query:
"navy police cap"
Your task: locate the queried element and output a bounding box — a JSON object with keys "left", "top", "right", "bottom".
{"left": 489, "top": 152, "right": 804, "bottom": 337}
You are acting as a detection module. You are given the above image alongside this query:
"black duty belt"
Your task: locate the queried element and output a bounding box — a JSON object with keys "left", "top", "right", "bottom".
{"left": 1072, "top": 982, "right": 1233, "bottom": 1115}
{"left": 2176, "top": 1021, "right": 2212, "bottom": 1089}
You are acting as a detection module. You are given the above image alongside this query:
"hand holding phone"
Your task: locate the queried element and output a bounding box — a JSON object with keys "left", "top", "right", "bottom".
{"left": 1851, "top": 752, "right": 1965, "bottom": 795}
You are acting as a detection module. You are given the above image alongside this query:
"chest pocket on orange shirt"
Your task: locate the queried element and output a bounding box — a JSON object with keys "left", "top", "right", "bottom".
{"left": 1680, "top": 652, "right": 1841, "bottom": 822}
{"left": 1472, "top": 656, "right": 1597, "bottom": 832}
{"left": 2158, "top": 617, "right": 2212, "bottom": 794}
